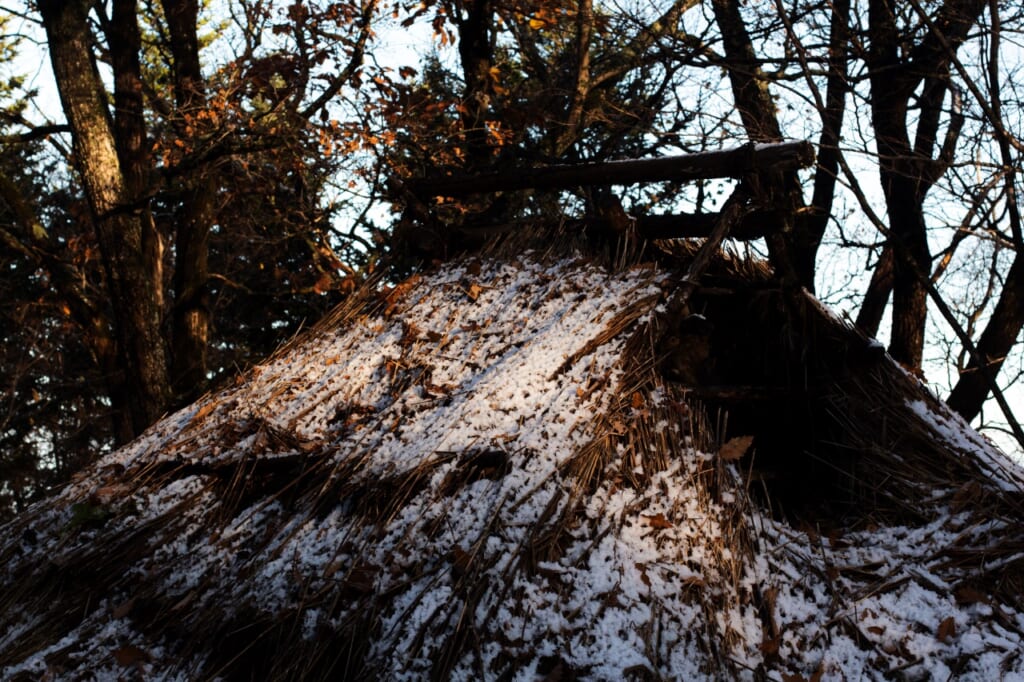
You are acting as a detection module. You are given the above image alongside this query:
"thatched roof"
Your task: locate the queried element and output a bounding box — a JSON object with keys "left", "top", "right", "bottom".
{"left": 2, "top": 250, "right": 1023, "bottom": 680}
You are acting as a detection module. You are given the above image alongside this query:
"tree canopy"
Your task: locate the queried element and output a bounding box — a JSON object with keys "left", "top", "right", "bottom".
{"left": 1, "top": 0, "right": 1022, "bottom": 517}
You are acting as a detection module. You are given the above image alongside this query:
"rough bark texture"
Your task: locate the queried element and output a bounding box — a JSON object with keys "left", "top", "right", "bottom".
{"left": 109, "top": 0, "right": 164, "bottom": 315}
{"left": 39, "top": 0, "right": 171, "bottom": 438}
{"left": 710, "top": 0, "right": 782, "bottom": 143}
{"left": 710, "top": 0, "right": 805, "bottom": 287}
{"left": 162, "top": 0, "right": 214, "bottom": 403}
{"left": 867, "top": 0, "right": 928, "bottom": 368}
{"left": 866, "top": 0, "right": 987, "bottom": 368}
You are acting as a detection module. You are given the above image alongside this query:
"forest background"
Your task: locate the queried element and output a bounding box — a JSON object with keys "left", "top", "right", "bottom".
{"left": 0, "top": 0, "right": 1021, "bottom": 519}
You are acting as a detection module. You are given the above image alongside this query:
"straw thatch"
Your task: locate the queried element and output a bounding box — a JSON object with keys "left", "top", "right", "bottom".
{"left": 1, "top": 242, "right": 1023, "bottom": 681}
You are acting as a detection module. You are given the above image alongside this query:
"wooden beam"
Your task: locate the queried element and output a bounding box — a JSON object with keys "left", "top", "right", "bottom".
{"left": 408, "top": 141, "right": 815, "bottom": 198}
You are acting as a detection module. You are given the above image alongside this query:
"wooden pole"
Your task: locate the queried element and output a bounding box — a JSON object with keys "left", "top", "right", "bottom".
{"left": 408, "top": 141, "right": 815, "bottom": 198}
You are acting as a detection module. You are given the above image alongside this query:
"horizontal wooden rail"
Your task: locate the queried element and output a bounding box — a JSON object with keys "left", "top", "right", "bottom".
{"left": 408, "top": 141, "right": 815, "bottom": 198}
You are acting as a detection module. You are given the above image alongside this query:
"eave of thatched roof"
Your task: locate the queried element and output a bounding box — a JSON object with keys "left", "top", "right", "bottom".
{"left": 1, "top": 251, "right": 1023, "bottom": 681}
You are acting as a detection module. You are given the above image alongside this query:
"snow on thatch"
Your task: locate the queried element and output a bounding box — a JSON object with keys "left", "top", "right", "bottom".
{"left": 2, "top": 251, "right": 1023, "bottom": 681}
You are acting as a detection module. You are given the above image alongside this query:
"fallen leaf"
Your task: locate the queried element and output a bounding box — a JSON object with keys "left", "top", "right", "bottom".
{"left": 631, "top": 391, "right": 644, "bottom": 409}
{"left": 113, "top": 645, "right": 149, "bottom": 667}
{"left": 383, "top": 275, "right": 420, "bottom": 316}
{"left": 452, "top": 547, "right": 472, "bottom": 578}
{"left": 112, "top": 598, "right": 135, "bottom": 619}
{"left": 936, "top": 616, "right": 956, "bottom": 642}
{"left": 954, "top": 585, "right": 989, "bottom": 605}
{"left": 759, "top": 634, "right": 781, "bottom": 655}
{"left": 187, "top": 401, "right": 217, "bottom": 426}
{"left": 642, "top": 513, "right": 673, "bottom": 529}
{"left": 399, "top": 322, "right": 421, "bottom": 347}
{"left": 93, "top": 485, "right": 127, "bottom": 505}
{"left": 465, "top": 282, "right": 483, "bottom": 301}
{"left": 720, "top": 435, "right": 754, "bottom": 461}
{"left": 635, "top": 562, "right": 651, "bottom": 587}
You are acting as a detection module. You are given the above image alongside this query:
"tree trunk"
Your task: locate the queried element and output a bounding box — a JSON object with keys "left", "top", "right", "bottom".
{"left": 866, "top": 0, "right": 988, "bottom": 370}
{"left": 709, "top": 0, "right": 806, "bottom": 286}
{"left": 109, "top": 0, "right": 165, "bottom": 313}
{"left": 40, "top": 0, "right": 171, "bottom": 437}
{"left": 162, "top": 0, "right": 214, "bottom": 403}
{"left": 855, "top": 245, "right": 894, "bottom": 337}
{"left": 796, "top": 0, "right": 850, "bottom": 292}
{"left": 946, "top": 254, "right": 1024, "bottom": 421}
{"left": 457, "top": 0, "right": 494, "bottom": 167}
{"left": 868, "top": 0, "right": 928, "bottom": 368}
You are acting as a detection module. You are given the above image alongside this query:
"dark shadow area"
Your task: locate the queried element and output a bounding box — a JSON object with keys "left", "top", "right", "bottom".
{"left": 664, "top": 277, "right": 894, "bottom": 527}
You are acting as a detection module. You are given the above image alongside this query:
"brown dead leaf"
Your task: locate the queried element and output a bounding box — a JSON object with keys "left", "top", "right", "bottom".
{"left": 113, "top": 645, "right": 149, "bottom": 667}
{"left": 452, "top": 547, "right": 473, "bottom": 578}
{"left": 399, "top": 322, "right": 421, "bottom": 347}
{"left": 465, "top": 282, "right": 483, "bottom": 301}
{"left": 384, "top": 357, "right": 403, "bottom": 377}
{"left": 936, "top": 616, "right": 956, "bottom": 642}
{"left": 642, "top": 513, "right": 673, "bottom": 529}
{"left": 630, "top": 391, "right": 644, "bottom": 410}
{"left": 425, "top": 330, "right": 443, "bottom": 343}
{"left": 719, "top": 435, "right": 754, "bottom": 461}
{"left": 188, "top": 401, "right": 217, "bottom": 427}
{"left": 681, "top": 575, "right": 705, "bottom": 588}
{"left": 111, "top": 598, "right": 135, "bottom": 619}
{"left": 635, "top": 562, "right": 651, "bottom": 587}
{"left": 93, "top": 485, "right": 127, "bottom": 505}
{"left": 759, "top": 634, "right": 781, "bottom": 656}
{"left": 954, "top": 585, "right": 989, "bottom": 606}
{"left": 383, "top": 275, "right": 421, "bottom": 316}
